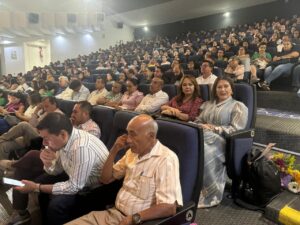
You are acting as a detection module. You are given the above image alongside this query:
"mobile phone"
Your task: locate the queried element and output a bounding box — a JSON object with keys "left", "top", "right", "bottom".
{"left": 2, "top": 177, "right": 25, "bottom": 187}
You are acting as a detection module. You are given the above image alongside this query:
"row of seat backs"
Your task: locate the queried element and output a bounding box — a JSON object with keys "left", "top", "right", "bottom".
{"left": 55, "top": 101, "right": 204, "bottom": 221}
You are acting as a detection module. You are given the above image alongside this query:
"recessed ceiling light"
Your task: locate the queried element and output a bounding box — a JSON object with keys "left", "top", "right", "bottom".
{"left": 224, "top": 12, "right": 230, "bottom": 17}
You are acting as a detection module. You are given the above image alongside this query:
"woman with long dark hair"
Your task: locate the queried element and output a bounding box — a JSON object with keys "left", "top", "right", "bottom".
{"left": 161, "top": 75, "right": 203, "bottom": 121}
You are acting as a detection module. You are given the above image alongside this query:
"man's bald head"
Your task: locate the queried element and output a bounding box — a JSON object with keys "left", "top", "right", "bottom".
{"left": 128, "top": 114, "right": 158, "bottom": 137}
{"left": 126, "top": 114, "right": 158, "bottom": 156}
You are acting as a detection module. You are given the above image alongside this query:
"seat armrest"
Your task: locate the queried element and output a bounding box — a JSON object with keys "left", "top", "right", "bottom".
{"left": 142, "top": 201, "right": 196, "bottom": 225}
{"left": 225, "top": 129, "right": 255, "bottom": 139}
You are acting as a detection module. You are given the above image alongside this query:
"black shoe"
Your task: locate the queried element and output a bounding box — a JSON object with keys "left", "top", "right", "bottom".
{"left": 258, "top": 81, "right": 270, "bottom": 91}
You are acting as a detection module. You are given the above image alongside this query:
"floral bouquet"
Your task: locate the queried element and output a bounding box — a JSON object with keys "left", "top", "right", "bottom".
{"left": 271, "top": 152, "right": 300, "bottom": 193}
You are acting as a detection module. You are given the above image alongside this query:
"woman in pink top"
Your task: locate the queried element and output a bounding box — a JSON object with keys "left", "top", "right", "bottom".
{"left": 161, "top": 75, "right": 203, "bottom": 121}
{"left": 0, "top": 92, "right": 25, "bottom": 134}
{"left": 116, "top": 78, "right": 144, "bottom": 111}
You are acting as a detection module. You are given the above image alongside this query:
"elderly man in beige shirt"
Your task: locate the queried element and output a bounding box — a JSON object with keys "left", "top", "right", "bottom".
{"left": 66, "top": 114, "right": 183, "bottom": 225}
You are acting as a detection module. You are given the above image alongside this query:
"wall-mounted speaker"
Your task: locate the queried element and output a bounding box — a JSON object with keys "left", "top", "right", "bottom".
{"left": 117, "top": 22, "right": 123, "bottom": 29}
{"left": 28, "top": 13, "right": 39, "bottom": 24}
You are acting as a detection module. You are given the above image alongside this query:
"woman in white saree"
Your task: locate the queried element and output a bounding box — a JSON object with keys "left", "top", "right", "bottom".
{"left": 194, "top": 76, "right": 248, "bottom": 208}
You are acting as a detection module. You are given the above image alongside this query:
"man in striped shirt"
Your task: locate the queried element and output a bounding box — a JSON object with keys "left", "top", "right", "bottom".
{"left": 66, "top": 114, "right": 183, "bottom": 225}
{"left": 71, "top": 101, "right": 101, "bottom": 139}
{"left": 13, "top": 113, "right": 109, "bottom": 225}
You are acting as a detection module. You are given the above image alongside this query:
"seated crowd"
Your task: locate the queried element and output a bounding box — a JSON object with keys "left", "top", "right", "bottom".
{"left": 1, "top": 15, "right": 300, "bottom": 94}
{"left": 0, "top": 75, "right": 248, "bottom": 225}
{"left": 0, "top": 13, "right": 297, "bottom": 225}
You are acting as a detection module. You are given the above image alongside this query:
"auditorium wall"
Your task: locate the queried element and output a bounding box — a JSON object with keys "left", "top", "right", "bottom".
{"left": 51, "top": 20, "right": 134, "bottom": 62}
{"left": 0, "top": 19, "right": 134, "bottom": 75}
{"left": 134, "top": 0, "right": 300, "bottom": 39}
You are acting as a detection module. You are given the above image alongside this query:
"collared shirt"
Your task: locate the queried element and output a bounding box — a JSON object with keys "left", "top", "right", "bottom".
{"left": 113, "top": 141, "right": 183, "bottom": 216}
{"left": 76, "top": 119, "right": 101, "bottom": 139}
{"left": 24, "top": 105, "right": 37, "bottom": 118}
{"left": 135, "top": 90, "right": 169, "bottom": 114}
{"left": 87, "top": 88, "right": 109, "bottom": 105}
{"left": 71, "top": 85, "right": 90, "bottom": 101}
{"left": 120, "top": 90, "right": 144, "bottom": 111}
{"left": 104, "top": 92, "right": 123, "bottom": 103}
{"left": 46, "top": 128, "right": 109, "bottom": 195}
{"left": 196, "top": 73, "right": 218, "bottom": 85}
{"left": 56, "top": 87, "right": 73, "bottom": 100}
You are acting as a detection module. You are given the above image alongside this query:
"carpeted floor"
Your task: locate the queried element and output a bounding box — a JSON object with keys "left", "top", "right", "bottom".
{"left": 0, "top": 188, "right": 276, "bottom": 225}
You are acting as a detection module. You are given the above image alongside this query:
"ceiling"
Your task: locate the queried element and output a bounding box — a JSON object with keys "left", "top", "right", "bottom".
{"left": 0, "top": 0, "right": 276, "bottom": 43}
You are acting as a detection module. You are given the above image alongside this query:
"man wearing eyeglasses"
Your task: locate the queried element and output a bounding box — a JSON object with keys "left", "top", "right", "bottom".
{"left": 196, "top": 60, "right": 217, "bottom": 86}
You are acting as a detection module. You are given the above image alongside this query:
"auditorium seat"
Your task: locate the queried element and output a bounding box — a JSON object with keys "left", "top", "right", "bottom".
{"left": 162, "top": 84, "right": 177, "bottom": 100}
{"left": 91, "top": 105, "right": 116, "bottom": 145}
{"left": 143, "top": 117, "right": 204, "bottom": 224}
{"left": 56, "top": 99, "right": 77, "bottom": 117}
{"left": 138, "top": 84, "right": 150, "bottom": 96}
{"left": 199, "top": 84, "right": 210, "bottom": 101}
{"left": 160, "top": 64, "right": 171, "bottom": 72}
{"left": 225, "top": 83, "right": 257, "bottom": 198}
{"left": 104, "top": 111, "right": 204, "bottom": 224}
{"left": 82, "top": 82, "right": 96, "bottom": 92}
{"left": 106, "top": 110, "right": 139, "bottom": 149}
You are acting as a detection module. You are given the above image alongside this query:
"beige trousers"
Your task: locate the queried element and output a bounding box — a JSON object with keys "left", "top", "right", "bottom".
{"left": 0, "top": 121, "right": 39, "bottom": 159}
{"left": 65, "top": 208, "right": 126, "bottom": 225}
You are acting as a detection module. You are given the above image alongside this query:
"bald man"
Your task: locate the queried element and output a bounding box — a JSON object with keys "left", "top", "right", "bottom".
{"left": 66, "top": 114, "right": 183, "bottom": 225}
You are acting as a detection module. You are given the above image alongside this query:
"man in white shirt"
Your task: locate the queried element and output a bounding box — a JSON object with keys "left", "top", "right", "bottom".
{"left": 135, "top": 77, "right": 169, "bottom": 114}
{"left": 69, "top": 80, "right": 90, "bottom": 101}
{"left": 56, "top": 76, "right": 73, "bottom": 100}
{"left": 196, "top": 60, "right": 218, "bottom": 86}
{"left": 87, "top": 78, "right": 108, "bottom": 105}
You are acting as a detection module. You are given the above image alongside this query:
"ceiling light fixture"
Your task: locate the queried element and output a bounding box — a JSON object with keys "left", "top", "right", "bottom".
{"left": 143, "top": 26, "right": 148, "bottom": 32}
{"left": 224, "top": 12, "right": 230, "bottom": 17}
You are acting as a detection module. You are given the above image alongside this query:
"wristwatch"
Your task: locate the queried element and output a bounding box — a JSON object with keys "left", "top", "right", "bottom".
{"left": 214, "top": 126, "right": 221, "bottom": 134}
{"left": 132, "top": 213, "right": 142, "bottom": 224}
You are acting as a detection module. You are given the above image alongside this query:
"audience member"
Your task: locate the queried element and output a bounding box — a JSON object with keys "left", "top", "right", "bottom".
{"left": 0, "top": 96, "right": 63, "bottom": 159}
{"left": 87, "top": 78, "right": 108, "bottom": 105}
{"left": 8, "top": 113, "right": 109, "bottom": 225}
{"left": 224, "top": 56, "right": 245, "bottom": 81}
{"left": 194, "top": 76, "right": 248, "bottom": 208}
{"left": 69, "top": 80, "right": 90, "bottom": 101}
{"left": 66, "top": 114, "right": 182, "bottom": 225}
{"left": 112, "top": 78, "right": 144, "bottom": 111}
{"left": 161, "top": 75, "right": 203, "bottom": 121}
{"left": 135, "top": 77, "right": 169, "bottom": 114}
{"left": 97, "top": 81, "right": 123, "bottom": 107}
{"left": 196, "top": 60, "right": 218, "bottom": 85}
{"left": 0, "top": 92, "right": 25, "bottom": 134}
{"left": 259, "top": 40, "right": 299, "bottom": 90}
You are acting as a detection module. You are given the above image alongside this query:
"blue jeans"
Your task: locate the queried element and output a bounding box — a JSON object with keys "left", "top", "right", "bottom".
{"left": 264, "top": 63, "right": 294, "bottom": 85}
{"left": 0, "top": 118, "right": 10, "bottom": 135}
